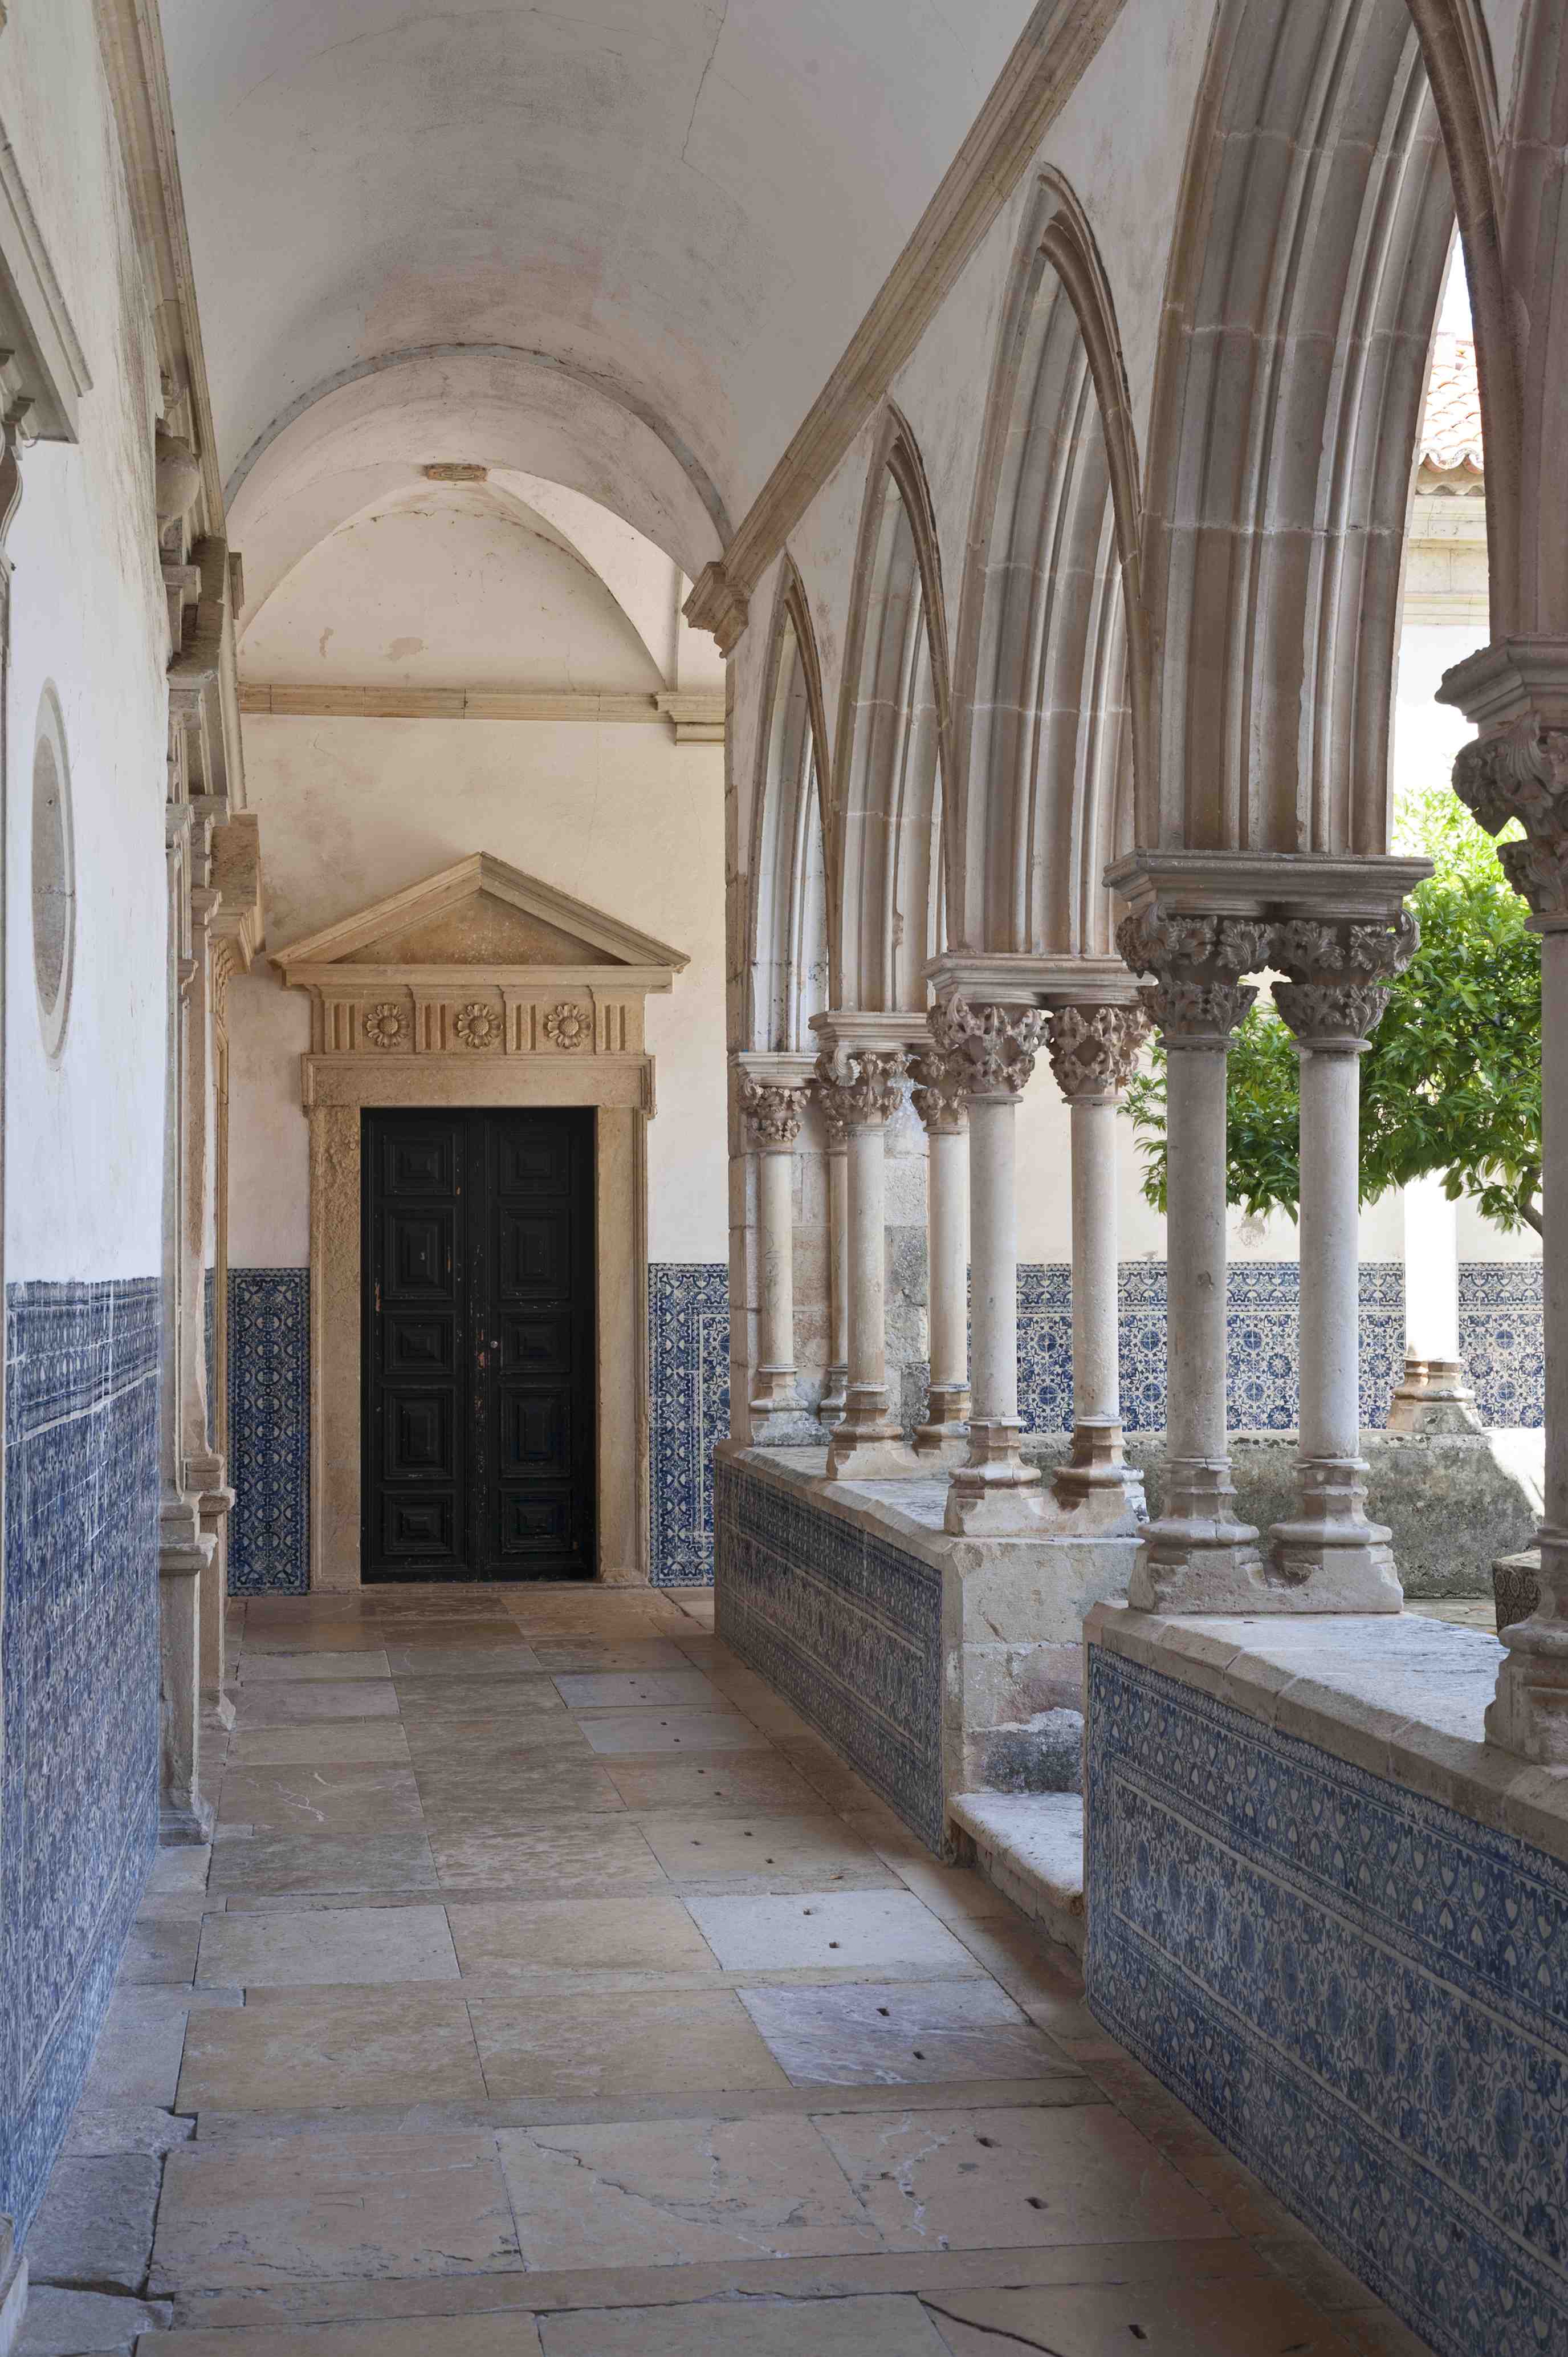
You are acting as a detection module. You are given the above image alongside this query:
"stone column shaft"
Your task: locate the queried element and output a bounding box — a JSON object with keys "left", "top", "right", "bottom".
{"left": 816, "top": 1050, "right": 919, "bottom": 1479}
{"left": 1389, "top": 1172, "right": 1479, "bottom": 1432}
{"left": 754, "top": 1145, "right": 796, "bottom": 1399}
{"left": 1117, "top": 912, "right": 1267, "bottom": 1609}
{"left": 820, "top": 1124, "right": 849, "bottom": 1422}
{"left": 911, "top": 1048, "right": 969, "bottom": 1462}
{"left": 1045, "top": 1001, "right": 1147, "bottom": 1528}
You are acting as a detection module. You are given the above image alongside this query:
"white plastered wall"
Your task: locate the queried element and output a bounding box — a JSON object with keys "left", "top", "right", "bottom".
{"left": 229, "top": 716, "right": 728, "bottom": 1270}
{"left": 2, "top": 3, "right": 168, "bottom": 1286}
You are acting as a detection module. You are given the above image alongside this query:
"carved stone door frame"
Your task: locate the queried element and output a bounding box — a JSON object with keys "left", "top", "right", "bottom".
{"left": 273, "top": 855, "right": 688, "bottom": 1591}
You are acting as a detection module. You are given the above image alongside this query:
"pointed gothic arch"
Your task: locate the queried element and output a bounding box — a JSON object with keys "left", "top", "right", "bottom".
{"left": 745, "top": 559, "right": 832, "bottom": 1052}
{"left": 949, "top": 172, "right": 1146, "bottom": 960}
{"left": 829, "top": 409, "right": 952, "bottom": 1014}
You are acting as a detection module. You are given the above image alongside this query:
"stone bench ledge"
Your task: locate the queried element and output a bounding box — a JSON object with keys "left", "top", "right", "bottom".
{"left": 950, "top": 1791, "right": 1085, "bottom": 1957}
{"left": 1086, "top": 1600, "right": 1568, "bottom": 1864}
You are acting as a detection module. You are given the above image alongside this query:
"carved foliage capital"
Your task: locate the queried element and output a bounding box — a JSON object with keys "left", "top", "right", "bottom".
{"left": 1272, "top": 909, "right": 1417, "bottom": 983}
{"left": 1453, "top": 713, "right": 1568, "bottom": 915}
{"left": 739, "top": 1074, "right": 808, "bottom": 1149}
{"left": 907, "top": 1047, "right": 968, "bottom": 1132}
{"left": 1045, "top": 1003, "right": 1148, "bottom": 1102}
{"left": 930, "top": 998, "right": 1044, "bottom": 1100}
{"left": 1115, "top": 907, "right": 1272, "bottom": 986}
{"left": 1137, "top": 980, "right": 1257, "bottom": 1045}
{"left": 812, "top": 1046, "right": 908, "bottom": 1129}
{"left": 1272, "top": 980, "right": 1392, "bottom": 1046}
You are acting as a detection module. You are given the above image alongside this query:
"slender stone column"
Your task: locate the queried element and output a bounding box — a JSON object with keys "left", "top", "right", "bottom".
{"left": 815, "top": 1047, "right": 919, "bottom": 1479}
{"left": 1388, "top": 1172, "right": 1480, "bottom": 1432}
{"left": 739, "top": 1075, "right": 808, "bottom": 1429}
{"left": 1265, "top": 917, "right": 1415, "bottom": 1608}
{"left": 934, "top": 1001, "right": 1046, "bottom": 1535}
{"left": 910, "top": 1046, "right": 970, "bottom": 1461}
{"left": 1440, "top": 656, "right": 1568, "bottom": 1755}
{"left": 1117, "top": 911, "right": 1269, "bottom": 1609}
{"left": 819, "top": 1102, "right": 849, "bottom": 1423}
{"left": 1045, "top": 1003, "right": 1147, "bottom": 1526}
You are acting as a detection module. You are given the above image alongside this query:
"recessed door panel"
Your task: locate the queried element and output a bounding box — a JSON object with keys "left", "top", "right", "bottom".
{"left": 363, "top": 1108, "right": 595, "bottom": 1582}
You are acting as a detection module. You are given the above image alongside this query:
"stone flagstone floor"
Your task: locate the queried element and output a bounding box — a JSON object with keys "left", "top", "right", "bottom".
{"left": 22, "top": 1581, "right": 1433, "bottom": 2356}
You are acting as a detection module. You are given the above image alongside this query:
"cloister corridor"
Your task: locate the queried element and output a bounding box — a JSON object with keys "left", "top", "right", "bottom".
{"left": 23, "top": 1580, "right": 1415, "bottom": 2357}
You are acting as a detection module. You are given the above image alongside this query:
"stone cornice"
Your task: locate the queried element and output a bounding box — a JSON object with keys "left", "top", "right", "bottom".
{"left": 241, "top": 684, "right": 726, "bottom": 736}
{"left": 683, "top": 0, "right": 1129, "bottom": 647}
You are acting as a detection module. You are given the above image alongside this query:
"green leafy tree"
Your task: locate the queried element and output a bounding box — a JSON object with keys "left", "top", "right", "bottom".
{"left": 1125, "top": 781, "right": 1542, "bottom": 1234}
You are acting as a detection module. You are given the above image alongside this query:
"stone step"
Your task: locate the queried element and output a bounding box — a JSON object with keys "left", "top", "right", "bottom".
{"left": 950, "top": 1791, "right": 1085, "bottom": 1958}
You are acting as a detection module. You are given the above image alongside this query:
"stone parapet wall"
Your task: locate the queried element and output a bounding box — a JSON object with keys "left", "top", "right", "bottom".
{"left": 1085, "top": 1607, "right": 1568, "bottom": 2357}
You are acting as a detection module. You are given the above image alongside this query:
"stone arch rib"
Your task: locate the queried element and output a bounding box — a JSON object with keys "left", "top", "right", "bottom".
{"left": 830, "top": 408, "right": 953, "bottom": 1014}
{"left": 950, "top": 172, "right": 1146, "bottom": 960}
{"left": 746, "top": 559, "right": 832, "bottom": 1052}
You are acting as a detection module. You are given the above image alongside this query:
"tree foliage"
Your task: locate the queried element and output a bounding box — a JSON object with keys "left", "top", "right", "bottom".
{"left": 1125, "top": 782, "right": 1542, "bottom": 1233}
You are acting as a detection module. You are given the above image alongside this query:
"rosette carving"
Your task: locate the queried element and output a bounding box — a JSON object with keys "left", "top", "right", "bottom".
{"left": 907, "top": 1046, "right": 967, "bottom": 1132}
{"left": 543, "top": 1001, "right": 589, "bottom": 1051}
{"left": 453, "top": 1001, "right": 499, "bottom": 1049}
{"left": 739, "top": 1075, "right": 808, "bottom": 1150}
{"left": 363, "top": 1002, "right": 405, "bottom": 1050}
{"left": 1453, "top": 715, "right": 1568, "bottom": 916}
{"left": 1045, "top": 1003, "right": 1148, "bottom": 1102}
{"left": 930, "top": 998, "right": 1044, "bottom": 1100}
{"left": 811, "top": 1045, "right": 908, "bottom": 1128}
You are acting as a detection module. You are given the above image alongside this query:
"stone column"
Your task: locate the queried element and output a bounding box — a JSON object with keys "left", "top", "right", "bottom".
{"left": 932, "top": 1001, "right": 1046, "bottom": 1535}
{"left": 1044, "top": 1002, "right": 1147, "bottom": 1527}
{"left": 819, "top": 1101, "right": 849, "bottom": 1423}
{"left": 1389, "top": 1171, "right": 1480, "bottom": 1432}
{"left": 739, "top": 1074, "right": 809, "bottom": 1441}
{"left": 910, "top": 1046, "right": 970, "bottom": 1461}
{"left": 1116, "top": 911, "right": 1269, "bottom": 1610}
{"left": 1440, "top": 658, "right": 1568, "bottom": 1754}
{"left": 1264, "top": 917, "right": 1415, "bottom": 1608}
{"left": 815, "top": 1047, "right": 919, "bottom": 1479}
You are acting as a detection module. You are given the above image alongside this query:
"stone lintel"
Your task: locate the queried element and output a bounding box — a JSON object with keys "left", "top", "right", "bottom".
{"left": 807, "top": 1008, "right": 930, "bottom": 1055}
{"left": 1081, "top": 1600, "right": 1568, "bottom": 1864}
{"left": 924, "top": 952, "right": 1141, "bottom": 1008}
{"left": 734, "top": 1049, "right": 818, "bottom": 1092}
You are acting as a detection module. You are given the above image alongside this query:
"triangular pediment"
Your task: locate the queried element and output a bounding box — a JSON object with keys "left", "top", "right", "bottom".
{"left": 271, "top": 854, "right": 690, "bottom": 980}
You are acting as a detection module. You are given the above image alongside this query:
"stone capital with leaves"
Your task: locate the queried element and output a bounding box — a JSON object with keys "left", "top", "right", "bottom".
{"left": 738, "top": 1074, "right": 809, "bottom": 1151}
{"left": 811, "top": 1045, "right": 909, "bottom": 1129}
{"left": 930, "top": 998, "right": 1044, "bottom": 1102}
{"left": 1045, "top": 1002, "right": 1148, "bottom": 1102}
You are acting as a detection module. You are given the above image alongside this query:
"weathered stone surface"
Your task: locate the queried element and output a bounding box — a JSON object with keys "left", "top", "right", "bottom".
{"left": 16, "top": 2286, "right": 171, "bottom": 2355}
{"left": 26, "top": 2156, "right": 161, "bottom": 2293}
{"left": 970, "top": 1707, "right": 1084, "bottom": 1795}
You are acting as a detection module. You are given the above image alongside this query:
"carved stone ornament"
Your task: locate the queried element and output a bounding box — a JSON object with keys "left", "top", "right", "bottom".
{"left": 907, "top": 1046, "right": 968, "bottom": 1132}
{"left": 930, "top": 998, "right": 1044, "bottom": 1100}
{"left": 1272, "top": 910, "right": 1418, "bottom": 982}
{"left": 363, "top": 1002, "right": 405, "bottom": 1050}
{"left": 1272, "top": 980, "right": 1393, "bottom": 1046}
{"left": 1137, "top": 979, "right": 1257, "bottom": 1045}
{"left": 1453, "top": 714, "right": 1568, "bottom": 915}
{"left": 543, "top": 1001, "right": 589, "bottom": 1051}
{"left": 453, "top": 1001, "right": 500, "bottom": 1049}
{"left": 1115, "top": 907, "right": 1273, "bottom": 985}
{"left": 1045, "top": 1003, "right": 1149, "bottom": 1102}
{"left": 812, "top": 1045, "right": 908, "bottom": 1128}
{"left": 739, "top": 1074, "right": 808, "bottom": 1150}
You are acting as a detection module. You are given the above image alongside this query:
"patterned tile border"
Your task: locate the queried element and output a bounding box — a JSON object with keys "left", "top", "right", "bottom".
{"left": 649, "top": 1263, "right": 729, "bottom": 1586}
{"left": 1, "top": 1278, "right": 161, "bottom": 2240}
{"left": 1461, "top": 1262, "right": 1545, "bottom": 1429}
{"left": 227, "top": 1269, "right": 309, "bottom": 1596}
{"left": 1086, "top": 1642, "right": 1568, "bottom": 2357}
{"left": 715, "top": 1457, "right": 943, "bottom": 1850}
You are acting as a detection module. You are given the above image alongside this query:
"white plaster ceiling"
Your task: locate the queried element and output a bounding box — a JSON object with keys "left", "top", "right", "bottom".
{"left": 161, "top": 0, "right": 1030, "bottom": 546}
{"left": 239, "top": 480, "right": 666, "bottom": 691}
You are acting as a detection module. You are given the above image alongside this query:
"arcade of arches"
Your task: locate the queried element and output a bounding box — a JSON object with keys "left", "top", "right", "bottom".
{"left": 0, "top": 3, "right": 1565, "bottom": 2353}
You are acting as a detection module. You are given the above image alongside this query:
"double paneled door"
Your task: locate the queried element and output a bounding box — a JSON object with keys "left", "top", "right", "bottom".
{"left": 362, "top": 1108, "right": 596, "bottom": 1580}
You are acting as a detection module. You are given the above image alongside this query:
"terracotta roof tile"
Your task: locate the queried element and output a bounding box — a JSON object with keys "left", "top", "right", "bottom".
{"left": 1421, "top": 332, "right": 1483, "bottom": 476}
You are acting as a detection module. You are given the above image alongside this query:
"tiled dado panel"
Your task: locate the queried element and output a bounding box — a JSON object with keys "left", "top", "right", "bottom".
{"left": 227, "top": 1264, "right": 731, "bottom": 1592}
{"left": 1086, "top": 1645, "right": 1568, "bottom": 2357}
{"left": 715, "top": 1456, "right": 943, "bottom": 1851}
{"left": 649, "top": 1263, "right": 729, "bottom": 1586}
{"left": 227, "top": 1269, "right": 310, "bottom": 1596}
{"left": 1462, "top": 1262, "right": 1544, "bottom": 1428}
{"left": 1021, "top": 1263, "right": 1410, "bottom": 1435}
{"left": 1, "top": 1278, "right": 161, "bottom": 2240}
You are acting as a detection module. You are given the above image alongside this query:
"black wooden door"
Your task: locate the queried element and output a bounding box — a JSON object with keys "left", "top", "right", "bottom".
{"left": 362, "top": 1108, "right": 596, "bottom": 1581}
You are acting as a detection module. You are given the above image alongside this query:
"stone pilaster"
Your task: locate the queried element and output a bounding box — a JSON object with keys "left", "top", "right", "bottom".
{"left": 909, "top": 1046, "right": 970, "bottom": 1461}
{"left": 935, "top": 1000, "right": 1048, "bottom": 1535}
{"left": 1440, "top": 644, "right": 1568, "bottom": 1754}
{"left": 1265, "top": 916, "right": 1415, "bottom": 1608}
{"left": 1044, "top": 1002, "right": 1147, "bottom": 1529}
{"left": 814, "top": 1046, "right": 920, "bottom": 1479}
{"left": 1116, "top": 909, "right": 1269, "bottom": 1608}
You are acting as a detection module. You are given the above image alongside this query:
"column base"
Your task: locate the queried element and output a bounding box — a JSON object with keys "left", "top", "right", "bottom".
{"left": 750, "top": 1407, "right": 828, "bottom": 1449}
{"left": 1126, "top": 1457, "right": 1268, "bottom": 1608}
{"left": 1050, "top": 1421, "right": 1146, "bottom": 1532}
{"left": 825, "top": 1427, "right": 923, "bottom": 1480}
{"left": 1264, "top": 1458, "right": 1403, "bottom": 1610}
{"left": 1387, "top": 1357, "right": 1483, "bottom": 1436}
{"left": 750, "top": 1370, "right": 803, "bottom": 1415}
{"left": 203, "top": 1689, "right": 237, "bottom": 1733}
{"left": 1485, "top": 1530, "right": 1568, "bottom": 1759}
{"left": 160, "top": 1794, "right": 214, "bottom": 1846}
{"left": 943, "top": 1423, "right": 1046, "bottom": 1535}
{"left": 817, "top": 1369, "right": 848, "bottom": 1425}
{"left": 914, "top": 1417, "right": 971, "bottom": 1467}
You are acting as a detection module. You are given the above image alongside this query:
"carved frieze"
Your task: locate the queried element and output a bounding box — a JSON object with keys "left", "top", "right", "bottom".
{"left": 453, "top": 1001, "right": 500, "bottom": 1049}
{"left": 364, "top": 1003, "right": 405, "bottom": 1050}
{"left": 543, "top": 1001, "right": 590, "bottom": 1051}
